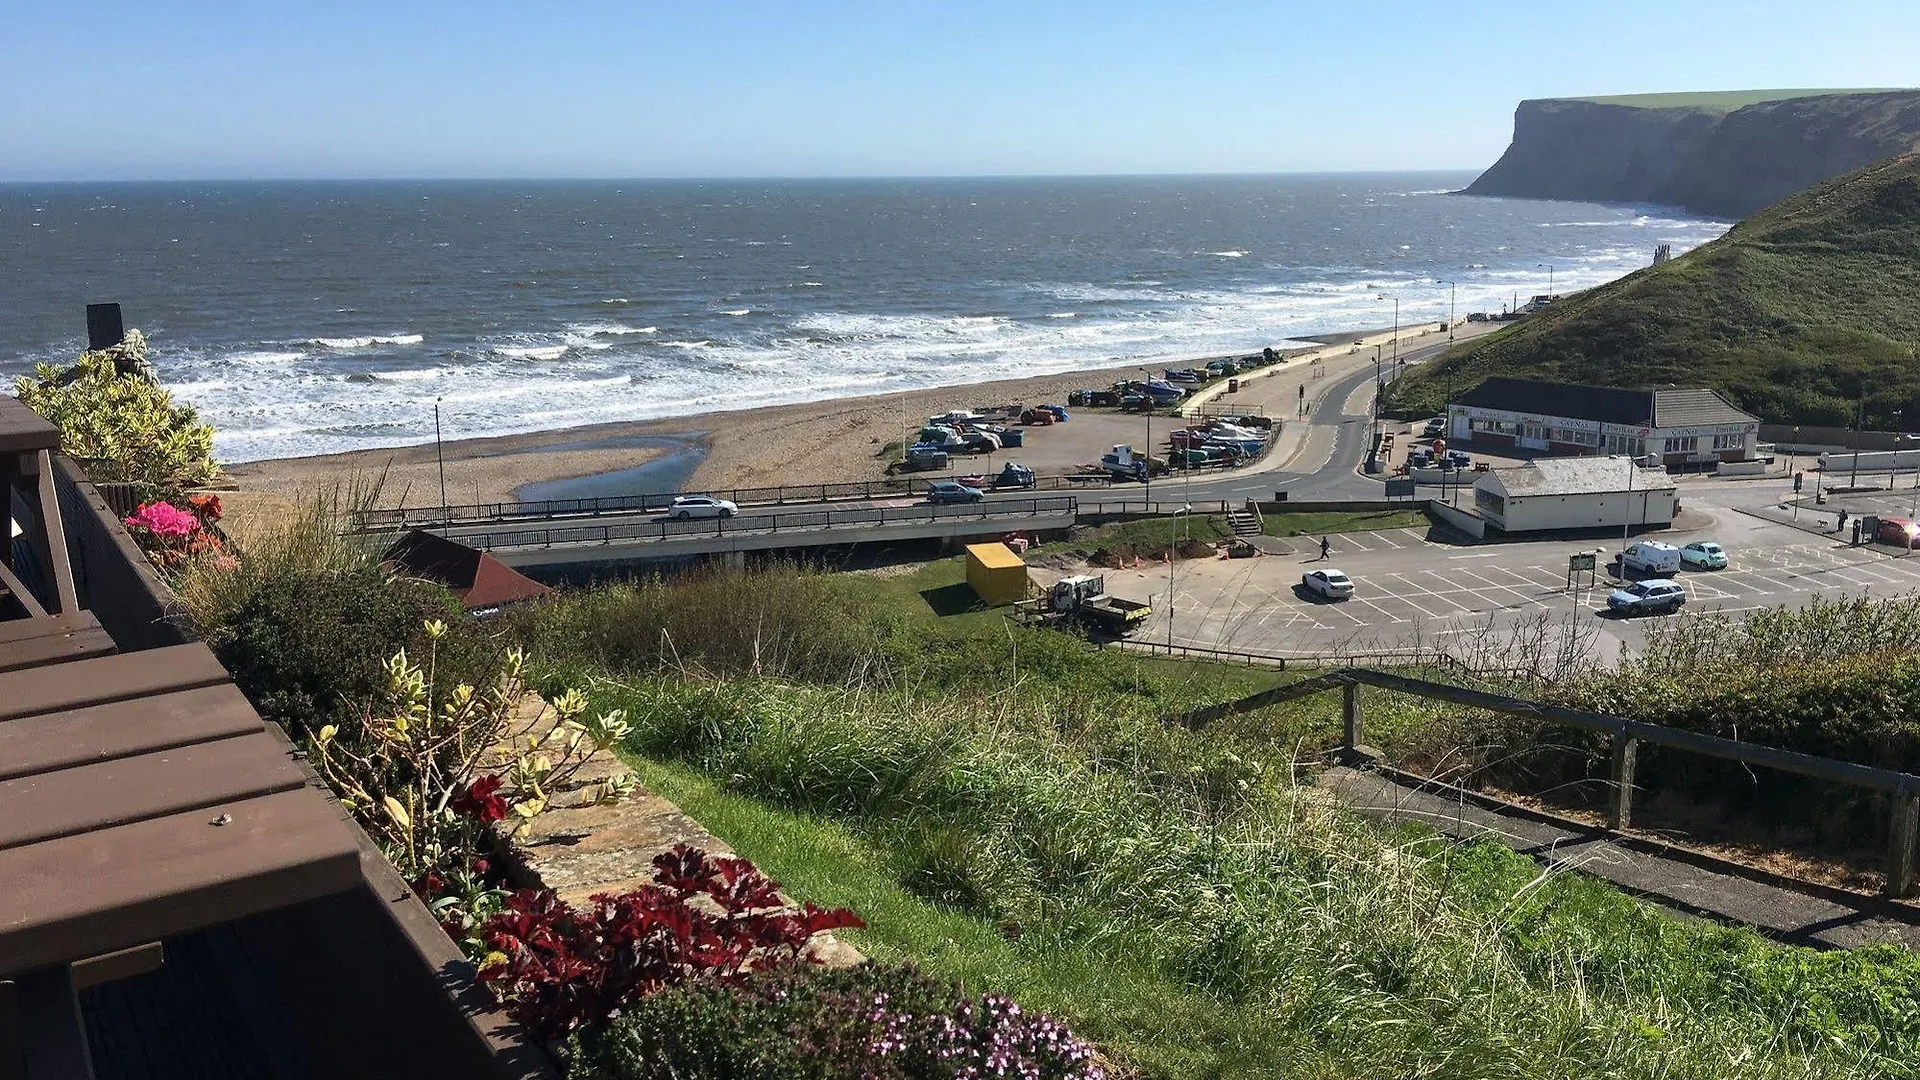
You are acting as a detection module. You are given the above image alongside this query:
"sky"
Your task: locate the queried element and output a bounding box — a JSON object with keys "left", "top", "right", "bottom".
{"left": 4, "top": 0, "right": 1917, "bottom": 181}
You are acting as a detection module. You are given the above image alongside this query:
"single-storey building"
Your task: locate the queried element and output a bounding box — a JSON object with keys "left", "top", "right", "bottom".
{"left": 1446, "top": 378, "right": 1760, "bottom": 466}
{"left": 1472, "top": 457, "right": 1677, "bottom": 534}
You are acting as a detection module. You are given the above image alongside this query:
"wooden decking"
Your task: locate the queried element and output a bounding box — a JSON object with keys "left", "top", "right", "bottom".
{"left": 0, "top": 643, "right": 364, "bottom": 979}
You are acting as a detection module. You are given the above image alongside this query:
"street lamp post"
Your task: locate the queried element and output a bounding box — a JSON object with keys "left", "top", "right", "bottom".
{"left": 1376, "top": 293, "right": 1399, "bottom": 365}
{"left": 1539, "top": 264, "right": 1555, "bottom": 297}
{"left": 433, "top": 398, "right": 448, "bottom": 519}
{"left": 1139, "top": 367, "right": 1155, "bottom": 502}
{"left": 1437, "top": 280, "right": 1456, "bottom": 343}
{"left": 1167, "top": 503, "right": 1192, "bottom": 648}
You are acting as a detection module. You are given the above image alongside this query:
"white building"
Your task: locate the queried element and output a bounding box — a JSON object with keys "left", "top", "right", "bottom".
{"left": 1446, "top": 378, "right": 1760, "bottom": 466}
{"left": 1472, "top": 457, "right": 1677, "bottom": 534}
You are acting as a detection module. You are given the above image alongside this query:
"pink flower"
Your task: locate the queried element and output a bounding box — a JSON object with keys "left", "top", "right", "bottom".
{"left": 125, "top": 501, "right": 202, "bottom": 540}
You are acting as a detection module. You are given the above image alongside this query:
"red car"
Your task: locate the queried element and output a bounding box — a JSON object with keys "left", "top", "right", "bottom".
{"left": 1876, "top": 518, "right": 1920, "bottom": 548}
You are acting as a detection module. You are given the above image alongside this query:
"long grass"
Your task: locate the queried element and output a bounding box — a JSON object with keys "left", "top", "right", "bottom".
{"left": 578, "top": 669, "right": 1920, "bottom": 1080}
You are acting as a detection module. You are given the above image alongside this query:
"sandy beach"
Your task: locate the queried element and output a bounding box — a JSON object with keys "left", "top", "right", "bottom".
{"left": 224, "top": 334, "right": 1395, "bottom": 509}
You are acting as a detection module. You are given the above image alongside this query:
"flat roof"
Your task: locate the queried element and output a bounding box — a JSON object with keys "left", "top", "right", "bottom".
{"left": 1486, "top": 456, "right": 1675, "bottom": 498}
{"left": 965, "top": 542, "right": 1025, "bottom": 570}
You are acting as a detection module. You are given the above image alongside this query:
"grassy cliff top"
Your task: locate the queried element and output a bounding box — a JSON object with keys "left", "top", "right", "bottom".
{"left": 1389, "top": 152, "right": 1920, "bottom": 428}
{"left": 1559, "top": 88, "right": 1911, "bottom": 111}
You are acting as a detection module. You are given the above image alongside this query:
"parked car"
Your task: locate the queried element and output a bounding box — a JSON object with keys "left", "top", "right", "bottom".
{"left": 927, "top": 481, "right": 985, "bottom": 505}
{"left": 1301, "top": 568, "right": 1355, "bottom": 600}
{"left": 1877, "top": 517, "right": 1920, "bottom": 548}
{"left": 1422, "top": 417, "right": 1447, "bottom": 438}
{"left": 1607, "top": 579, "right": 1687, "bottom": 616}
{"left": 667, "top": 495, "right": 737, "bottom": 520}
{"left": 1679, "top": 541, "right": 1728, "bottom": 570}
{"left": 1621, "top": 540, "right": 1682, "bottom": 575}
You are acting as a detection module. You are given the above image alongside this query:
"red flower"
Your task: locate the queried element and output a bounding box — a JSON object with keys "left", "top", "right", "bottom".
{"left": 452, "top": 775, "right": 510, "bottom": 823}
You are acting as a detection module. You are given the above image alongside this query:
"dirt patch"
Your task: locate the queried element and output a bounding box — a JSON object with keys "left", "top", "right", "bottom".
{"left": 1088, "top": 537, "right": 1214, "bottom": 568}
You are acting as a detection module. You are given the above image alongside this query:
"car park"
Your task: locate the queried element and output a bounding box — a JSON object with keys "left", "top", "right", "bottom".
{"left": 1301, "top": 568, "right": 1355, "bottom": 600}
{"left": 1679, "top": 541, "right": 1728, "bottom": 569}
{"left": 1607, "top": 579, "right": 1686, "bottom": 616}
{"left": 1621, "top": 540, "right": 1682, "bottom": 575}
{"left": 666, "top": 495, "right": 737, "bottom": 520}
{"left": 927, "top": 481, "right": 985, "bottom": 505}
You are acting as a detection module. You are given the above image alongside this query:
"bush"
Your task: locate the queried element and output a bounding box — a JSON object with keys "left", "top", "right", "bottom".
{"left": 579, "top": 962, "right": 1107, "bottom": 1080}
{"left": 13, "top": 332, "right": 217, "bottom": 497}
{"left": 477, "top": 845, "right": 862, "bottom": 1041}
{"left": 210, "top": 565, "right": 494, "bottom": 736}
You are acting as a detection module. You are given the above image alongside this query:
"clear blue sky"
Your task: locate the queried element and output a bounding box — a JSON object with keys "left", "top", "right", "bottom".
{"left": 5, "top": 0, "right": 1916, "bottom": 181}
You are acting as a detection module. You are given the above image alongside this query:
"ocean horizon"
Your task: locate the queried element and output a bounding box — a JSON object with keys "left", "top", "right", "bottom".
{"left": 0, "top": 172, "right": 1728, "bottom": 462}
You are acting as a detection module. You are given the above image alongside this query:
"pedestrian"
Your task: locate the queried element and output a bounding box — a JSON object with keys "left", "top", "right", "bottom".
{"left": 1852, "top": 519, "right": 1862, "bottom": 546}
{"left": 1320, "top": 536, "right": 1332, "bottom": 560}
{"left": 1837, "top": 509, "right": 1849, "bottom": 535}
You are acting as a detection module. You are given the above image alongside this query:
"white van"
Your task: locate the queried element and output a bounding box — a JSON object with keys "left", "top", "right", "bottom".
{"left": 1621, "top": 540, "right": 1682, "bottom": 575}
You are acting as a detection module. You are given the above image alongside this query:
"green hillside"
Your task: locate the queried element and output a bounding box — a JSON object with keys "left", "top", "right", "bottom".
{"left": 1569, "top": 88, "right": 1909, "bottom": 111}
{"left": 1392, "top": 153, "right": 1920, "bottom": 428}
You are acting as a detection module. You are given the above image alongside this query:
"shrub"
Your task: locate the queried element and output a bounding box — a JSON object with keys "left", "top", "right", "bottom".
{"left": 477, "top": 845, "right": 863, "bottom": 1041}
{"left": 210, "top": 565, "right": 492, "bottom": 736}
{"left": 13, "top": 333, "right": 217, "bottom": 497}
{"left": 580, "top": 962, "right": 1107, "bottom": 1080}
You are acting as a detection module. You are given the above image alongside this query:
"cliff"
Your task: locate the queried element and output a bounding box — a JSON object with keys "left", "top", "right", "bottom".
{"left": 1392, "top": 153, "right": 1920, "bottom": 428}
{"left": 1466, "top": 90, "right": 1920, "bottom": 218}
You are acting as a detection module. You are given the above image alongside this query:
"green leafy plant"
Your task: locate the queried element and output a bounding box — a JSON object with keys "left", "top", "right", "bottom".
{"left": 308, "top": 622, "right": 636, "bottom": 943}
{"left": 14, "top": 336, "right": 216, "bottom": 496}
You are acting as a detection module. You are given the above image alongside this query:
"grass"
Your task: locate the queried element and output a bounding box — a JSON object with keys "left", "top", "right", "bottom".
{"left": 576, "top": 667, "right": 1920, "bottom": 1080}
{"left": 1566, "top": 88, "right": 1910, "bottom": 111}
{"left": 1260, "top": 508, "right": 1428, "bottom": 537}
{"left": 1390, "top": 153, "right": 1920, "bottom": 428}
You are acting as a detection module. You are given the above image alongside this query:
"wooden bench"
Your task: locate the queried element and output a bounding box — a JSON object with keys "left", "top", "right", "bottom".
{"left": 0, "top": 644, "right": 363, "bottom": 1075}
{"left": 0, "top": 611, "right": 117, "bottom": 674}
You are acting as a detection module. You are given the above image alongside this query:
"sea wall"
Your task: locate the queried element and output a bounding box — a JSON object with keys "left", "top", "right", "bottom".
{"left": 1466, "top": 92, "right": 1920, "bottom": 218}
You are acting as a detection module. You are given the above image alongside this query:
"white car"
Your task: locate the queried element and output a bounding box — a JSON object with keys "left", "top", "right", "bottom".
{"left": 1302, "top": 568, "right": 1355, "bottom": 600}
{"left": 666, "top": 495, "right": 738, "bottom": 520}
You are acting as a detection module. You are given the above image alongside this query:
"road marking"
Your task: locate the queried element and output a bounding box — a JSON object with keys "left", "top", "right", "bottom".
{"left": 1458, "top": 568, "right": 1547, "bottom": 609}
{"left": 1398, "top": 528, "right": 1438, "bottom": 547}
{"left": 1448, "top": 552, "right": 1501, "bottom": 559}
{"left": 1372, "top": 531, "right": 1405, "bottom": 549}
{"left": 1352, "top": 596, "right": 1410, "bottom": 624}
{"left": 1387, "top": 573, "right": 1457, "bottom": 619}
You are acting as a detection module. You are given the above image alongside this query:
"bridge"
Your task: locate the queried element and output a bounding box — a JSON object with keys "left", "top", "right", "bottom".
{"left": 429, "top": 495, "right": 1081, "bottom": 567}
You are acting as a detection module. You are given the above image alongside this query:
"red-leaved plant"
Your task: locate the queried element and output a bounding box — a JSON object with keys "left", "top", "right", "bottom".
{"left": 476, "top": 844, "right": 863, "bottom": 1040}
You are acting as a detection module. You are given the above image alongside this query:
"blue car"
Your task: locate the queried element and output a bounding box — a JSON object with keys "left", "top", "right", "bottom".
{"left": 927, "top": 481, "right": 985, "bottom": 505}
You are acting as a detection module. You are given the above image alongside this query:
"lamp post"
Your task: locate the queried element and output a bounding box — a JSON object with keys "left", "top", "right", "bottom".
{"left": 1437, "top": 280, "right": 1456, "bottom": 343}
{"left": 1850, "top": 399, "right": 1865, "bottom": 489}
{"left": 1138, "top": 367, "right": 1155, "bottom": 502}
{"left": 1376, "top": 293, "right": 1399, "bottom": 365}
{"left": 1538, "top": 263, "right": 1555, "bottom": 297}
{"left": 433, "top": 398, "right": 448, "bottom": 519}
{"left": 1168, "top": 503, "right": 1192, "bottom": 648}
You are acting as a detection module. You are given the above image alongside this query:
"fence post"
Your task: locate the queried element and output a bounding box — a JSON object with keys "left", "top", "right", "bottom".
{"left": 1608, "top": 733, "right": 1639, "bottom": 831}
{"left": 1341, "top": 682, "right": 1365, "bottom": 759}
{"left": 1888, "top": 789, "right": 1919, "bottom": 898}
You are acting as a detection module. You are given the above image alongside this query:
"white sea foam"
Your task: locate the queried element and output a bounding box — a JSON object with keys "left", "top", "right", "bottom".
{"left": 310, "top": 333, "right": 423, "bottom": 348}
{"left": 229, "top": 350, "right": 305, "bottom": 364}
{"left": 567, "top": 321, "right": 655, "bottom": 336}
{"left": 600, "top": 298, "right": 630, "bottom": 304}
{"left": 717, "top": 308, "right": 751, "bottom": 316}
{"left": 495, "top": 344, "right": 570, "bottom": 361}
{"left": 1045, "top": 312, "right": 1077, "bottom": 319}
{"left": 1209, "top": 250, "right": 1249, "bottom": 257}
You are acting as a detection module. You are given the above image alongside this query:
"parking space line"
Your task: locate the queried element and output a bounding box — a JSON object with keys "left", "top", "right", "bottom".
{"left": 1388, "top": 573, "right": 1461, "bottom": 619}
{"left": 1398, "top": 528, "right": 1438, "bottom": 547}
{"left": 1352, "top": 596, "right": 1409, "bottom": 623}
{"left": 1339, "top": 534, "right": 1373, "bottom": 552}
{"left": 1422, "top": 570, "right": 1503, "bottom": 613}
{"left": 1459, "top": 568, "right": 1549, "bottom": 609}
{"left": 1372, "top": 531, "right": 1404, "bottom": 549}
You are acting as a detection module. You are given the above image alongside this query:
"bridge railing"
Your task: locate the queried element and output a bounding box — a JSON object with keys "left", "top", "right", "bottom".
{"left": 1167, "top": 667, "right": 1920, "bottom": 898}
{"left": 453, "top": 495, "right": 1079, "bottom": 551}
{"left": 353, "top": 474, "right": 1117, "bottom": 531}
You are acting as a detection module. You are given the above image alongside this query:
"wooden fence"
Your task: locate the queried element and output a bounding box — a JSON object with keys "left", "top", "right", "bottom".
{"left": 1169, "top": 667, "right": 1920, "bottom": 898}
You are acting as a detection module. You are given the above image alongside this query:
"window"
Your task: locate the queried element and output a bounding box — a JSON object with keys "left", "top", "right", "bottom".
{"left": 1551, "top": 427, "right": 1599, "bottom": 446}
{"left": 1663, "top": 436, "right": 1697, "bottom": 454}
{"left": 1606, "top": 434, "right": 1643, "bottom": 456}
{"left": 1470, "top": 417, "right": 1518, "bottom": 436}
{"left": 1475, "top": 489, "right": 1505, "bottom": 516}
{"left": 1713, "top": 432, "right": 1744, "bottom": 450}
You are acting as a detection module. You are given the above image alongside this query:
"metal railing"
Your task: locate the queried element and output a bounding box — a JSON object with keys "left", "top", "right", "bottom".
{"left": 354, "top": 474, "right": 1115, "bottom": 531}
{"left": 1166, "top": 667, "right": 1920, "bottom": 898}
{"left": 450, "top": 496, "right": 1079, "bottom": 552}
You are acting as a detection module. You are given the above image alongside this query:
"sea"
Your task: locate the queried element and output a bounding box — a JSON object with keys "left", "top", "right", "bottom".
{"left": 0, "top": 174, "right": 1728, "bottom": 462}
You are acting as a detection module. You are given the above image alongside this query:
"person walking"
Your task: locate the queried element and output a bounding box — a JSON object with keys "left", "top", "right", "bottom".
{"left": 1320, "top": 536, "right": 1332, "bottom": 561}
